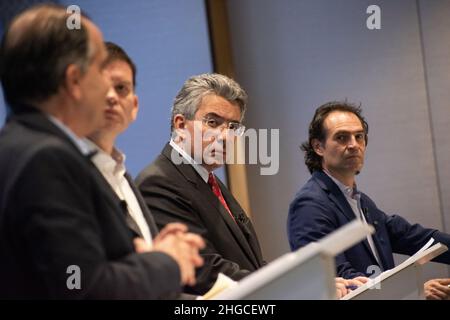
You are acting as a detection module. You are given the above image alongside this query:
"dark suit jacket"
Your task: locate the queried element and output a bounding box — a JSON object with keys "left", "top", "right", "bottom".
{"left": 136, "top": 143, "right": 265, "bottom": 295}
{"left": 123, "top": 172, "right": 160, "bottom": 239}
{"left": 287, "top": 170, "right": 450, "bottom": 279}
{"left": 0, "top": 107, "right": 181, "bottom": 299}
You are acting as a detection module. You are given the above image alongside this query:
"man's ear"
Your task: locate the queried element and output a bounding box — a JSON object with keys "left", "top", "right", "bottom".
{"left": 312, "top": 139, "right": 325, "bottom": 156}
{"left": 63, "top": 64, "right": 83, "bottom": 101}
{"left": 172, "top": 114, "right": 188, "bottom": 142}
{"left": 131, "top": 94, "right": 139, "bottom": 122}
{"left": 173, "top": 114, "right": 186, "bottom": 130}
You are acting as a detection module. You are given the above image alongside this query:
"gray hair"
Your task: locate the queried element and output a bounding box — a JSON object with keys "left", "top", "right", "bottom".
{"left": 170, "top": 73, "right": 248, "bottom": 132}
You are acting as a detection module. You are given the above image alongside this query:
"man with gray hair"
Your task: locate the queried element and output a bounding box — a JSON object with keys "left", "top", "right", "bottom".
{"left": 136, "top": 73, "right": 266, "bottom": 295}
{"left": 136, "top": 74, "right": 365, "bottom": 298}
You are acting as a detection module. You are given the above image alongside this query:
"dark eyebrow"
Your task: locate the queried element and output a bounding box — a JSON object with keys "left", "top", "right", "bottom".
{"left": 111, "top": 78, "right": 132, "bottom": 86}
{"left": 333, "top": 130, "right": 365, "bottom": 136}
{"left": 204, "top": 112, "right": 241, "bottom": 123}
{"left": 204, "top": 112, "right": 221, "bottom": 118}
{"left": 115, "top": 81, "right": 133, "bottom": 87}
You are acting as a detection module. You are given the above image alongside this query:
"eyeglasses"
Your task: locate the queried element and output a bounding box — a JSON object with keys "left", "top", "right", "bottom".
{"left": 202, "top": 116, "right": 246, "bottom": 136}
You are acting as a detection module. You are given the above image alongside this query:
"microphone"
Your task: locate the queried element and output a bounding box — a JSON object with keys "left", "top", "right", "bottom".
{"left": 119, "top": 200, "right": 128, "bottom": 213}
{"left": 239, "top": 216, "right": 247, "bottom": 225}
{"left": 237, "top": 212, "right": 249, "bottom": 224}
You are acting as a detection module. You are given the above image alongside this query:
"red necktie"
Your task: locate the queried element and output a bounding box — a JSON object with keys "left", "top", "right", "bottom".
{"left": 208, "top": 173, "right": 235, "bottom": 222}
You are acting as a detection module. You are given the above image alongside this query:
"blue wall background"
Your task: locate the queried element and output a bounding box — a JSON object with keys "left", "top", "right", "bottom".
{"left": 1, "top": 0, "right": 226, "bottom": 180}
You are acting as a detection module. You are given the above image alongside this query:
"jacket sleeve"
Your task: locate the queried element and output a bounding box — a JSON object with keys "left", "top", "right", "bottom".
{"left": 385, "top": 213, "right": 450, "bottom": 264}
{"left": 288, "top": 195, "right": 366, "bottom": 279}
{"left": 11, "top": 147, "right": 181, "bottom": 299}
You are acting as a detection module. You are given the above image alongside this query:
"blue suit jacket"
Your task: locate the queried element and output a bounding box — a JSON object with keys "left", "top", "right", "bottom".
{"left": 287, "top": 171, "right": 450, "bottom": 279}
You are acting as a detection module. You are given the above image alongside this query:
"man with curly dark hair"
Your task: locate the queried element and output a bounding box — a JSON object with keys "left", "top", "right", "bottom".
{"left": 288, "top": 101, "right": 450, "bottom": 299}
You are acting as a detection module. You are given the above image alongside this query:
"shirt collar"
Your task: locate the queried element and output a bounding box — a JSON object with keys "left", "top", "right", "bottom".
{"left": 85, "top": 139, "right": 126, "bottom": 177}
{"left": 46, "top": 114, "right": 94, "bottom": 156}
{"left": 323, "top": 169, "right": 359, "bottom": 199}
{"left": 169, "top": 139, "right": 210, "bottom": 183}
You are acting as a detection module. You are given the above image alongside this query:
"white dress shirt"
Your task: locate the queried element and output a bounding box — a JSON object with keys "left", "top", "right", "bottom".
{"left": 86, "top": 140, "right": 153, "bottom": 247}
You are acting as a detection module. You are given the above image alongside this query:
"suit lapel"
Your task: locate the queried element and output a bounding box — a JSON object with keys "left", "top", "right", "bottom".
{"left": 313, "top": 171, "right": 355, "bottom": 222}
{"left": 86, "top": 159, "right": 143, "bottom": 238}
{"left": 162, "top": 143, "right": 261, "bottom": 269}
{"left": 314, "top": 171, "right": 381, "bottom": 267}
{"left": 121, "top": 200, "right": 144, "bottom": 239}
{"left": 218, "top": 179, "right": 264, "bottom": 267}
{"left": 359, "top": 198, "right": 390, "bottom": 270}
{"left": 125, "top": 172, "right": 159, "bottom": 236}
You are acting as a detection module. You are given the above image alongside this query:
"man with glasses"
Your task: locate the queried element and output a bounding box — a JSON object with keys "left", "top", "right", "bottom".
{"left": 136, "top": 75, "right": 364, "bottom": 298}
{"left": 135, "top": 73, "right": 265, "bottom": 295}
